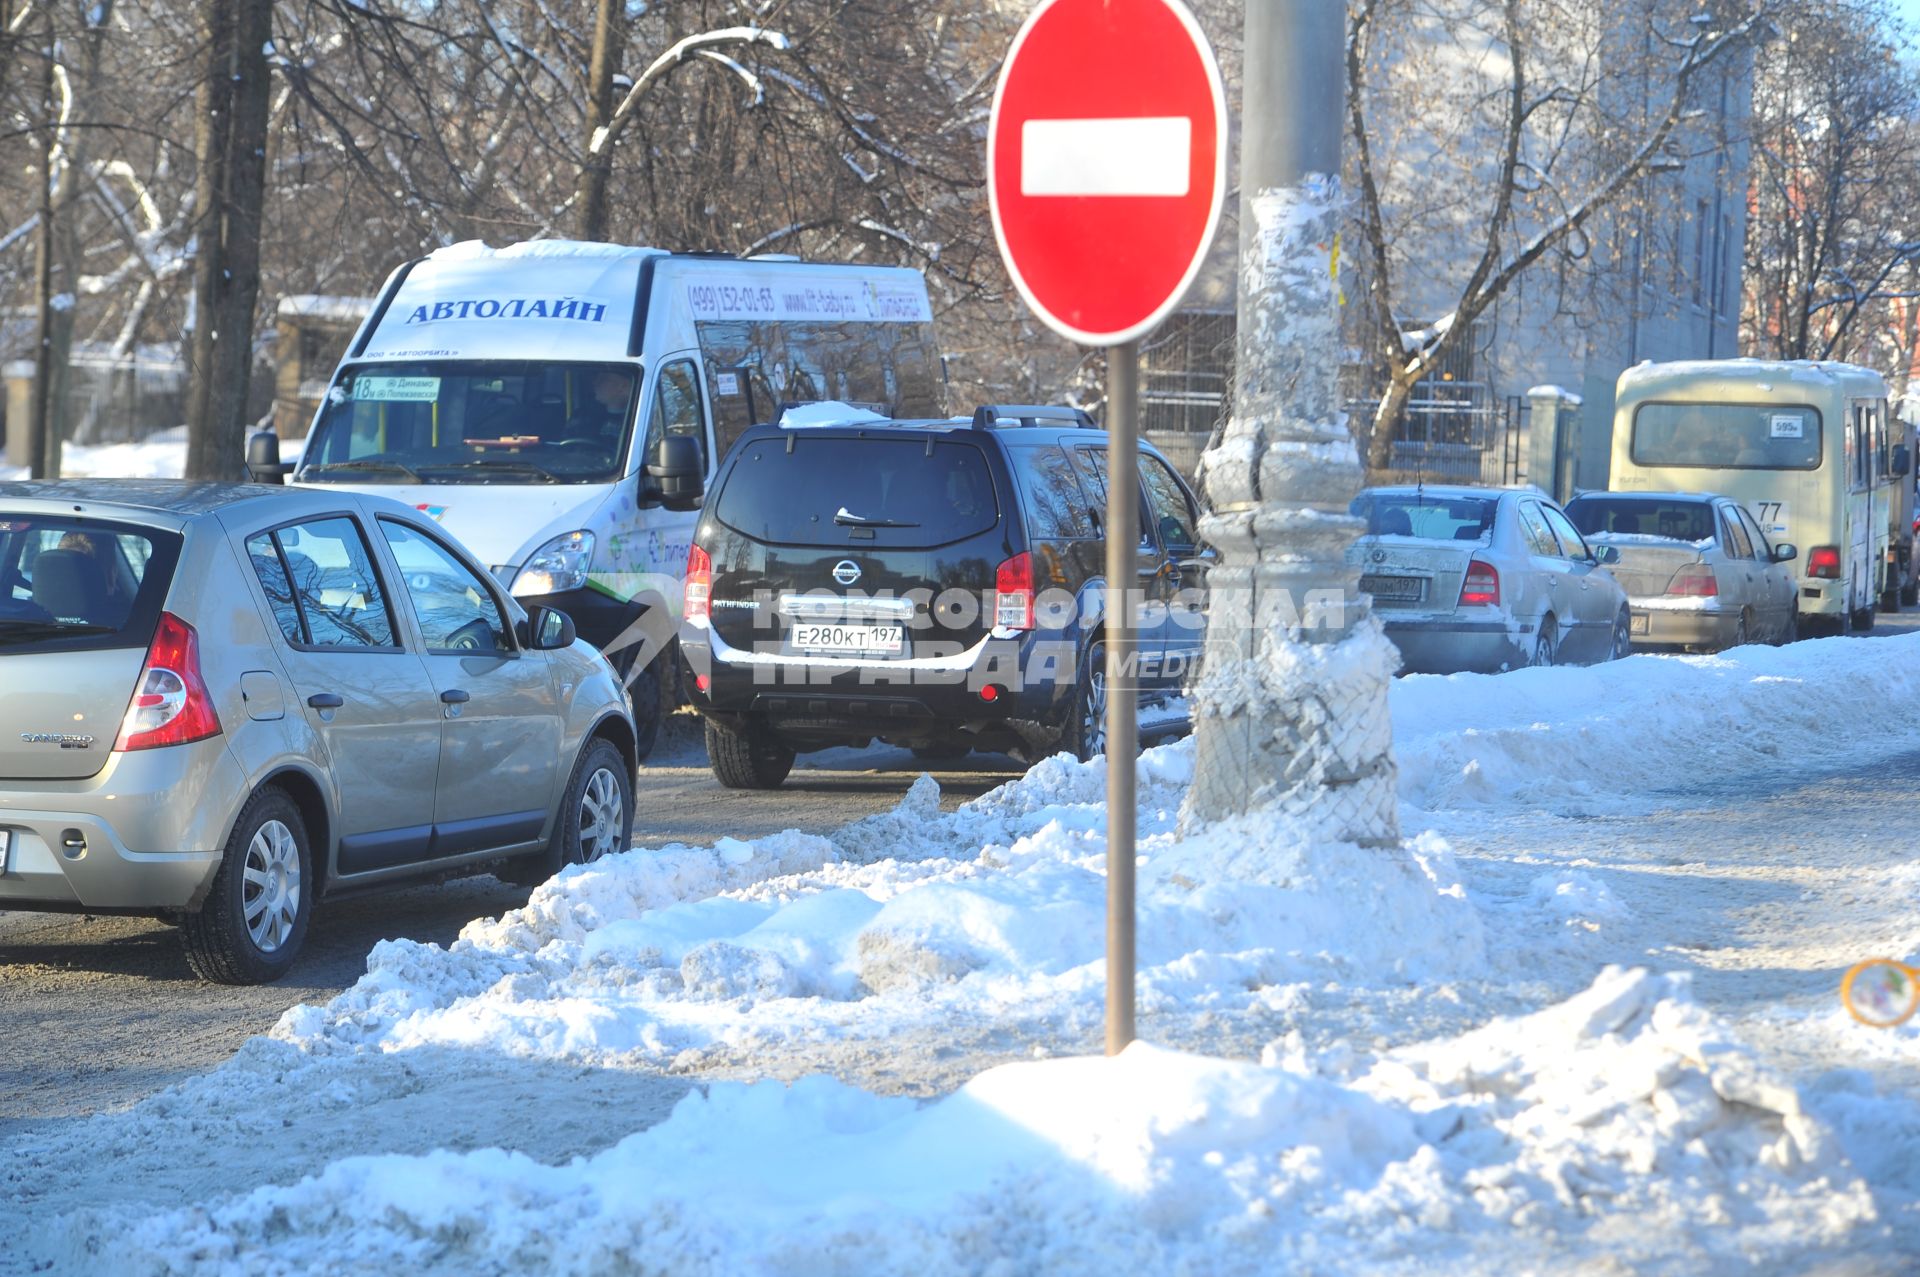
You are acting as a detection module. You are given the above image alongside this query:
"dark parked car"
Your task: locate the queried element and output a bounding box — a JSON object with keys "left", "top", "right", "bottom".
{"left": 677, "top": 406, "right": 1209, "bottom": 787}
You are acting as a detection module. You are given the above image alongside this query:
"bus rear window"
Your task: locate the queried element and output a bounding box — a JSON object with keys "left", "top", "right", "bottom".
{"left": 1631, "top": 402, "right": 1822, "bottom": 471}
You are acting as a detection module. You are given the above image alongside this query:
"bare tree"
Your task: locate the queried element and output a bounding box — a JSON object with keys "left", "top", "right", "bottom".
{"left": 1346, "top": 0, "right": 1773, "bottom": 476}
{"left": 1742, "top": 0, "right": 1920, "bottom": 365}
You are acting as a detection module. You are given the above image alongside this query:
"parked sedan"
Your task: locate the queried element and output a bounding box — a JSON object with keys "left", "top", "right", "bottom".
{"left": 1564, "top": 491, "right": 1798, "bottom": 650}
{"left": 1348, "top": 485, "right": 1632, "bottom": 674}
{"left": 0, "top": 481, "right": 636, "bottom": 983}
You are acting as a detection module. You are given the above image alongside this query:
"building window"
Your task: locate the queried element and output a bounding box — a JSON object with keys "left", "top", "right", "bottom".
{"left": 1693, "top": 199, "right": 1710, "bottom": 307}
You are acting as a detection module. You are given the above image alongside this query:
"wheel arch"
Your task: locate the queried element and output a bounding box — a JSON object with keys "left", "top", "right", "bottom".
{"left": 233, "top": 764, "right": 334, "bottom": 897}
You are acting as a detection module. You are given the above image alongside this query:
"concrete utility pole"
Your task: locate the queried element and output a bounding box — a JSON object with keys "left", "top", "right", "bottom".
{"left": 1181, "top": 0, "right": 1398, "bottom": 844}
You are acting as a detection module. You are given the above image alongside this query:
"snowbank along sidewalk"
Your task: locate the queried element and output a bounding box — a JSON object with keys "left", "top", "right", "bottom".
{"left": 16, "top": 636, "right": 1920, "bottom": 1274}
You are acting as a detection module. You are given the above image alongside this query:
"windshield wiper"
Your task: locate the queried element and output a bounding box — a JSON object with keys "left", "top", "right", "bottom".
{"left": 305, "top": 459, "right": 425, "bottom": 483}
{"left": 418, "top": 460, "right": 561, "bottom": 484}
{"left": 834, "top": 506, "right": 919, "bottom": 529}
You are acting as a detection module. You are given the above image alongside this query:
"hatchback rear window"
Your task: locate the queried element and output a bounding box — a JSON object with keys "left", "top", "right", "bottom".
{"left": 0, "top": 516, "right": 179, "bottom": 652}
{"left": 713, "top": 434, "right": 1000, "bottom": 548}
{"left": 1351, "top": 493, "right": 1495, "bottom": 540}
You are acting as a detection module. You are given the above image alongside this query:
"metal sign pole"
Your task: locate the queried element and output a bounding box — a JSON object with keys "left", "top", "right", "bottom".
{"left": 1104, "top": 338, "right": 1140, "bottom": 1056}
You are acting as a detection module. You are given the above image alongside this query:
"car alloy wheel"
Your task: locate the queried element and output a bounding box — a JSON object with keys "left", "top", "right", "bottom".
{"left": 1075, "top": 641, "right": 1108, "bottom": 762}
{"left": 577, "top": 765, "right": 625, "bottom": 864}
{"left": 1533, "top": 618, "right": 1556, "bottom": 668}
{"left": 242, "top": 818, "right": 303, "bottom": 954}
{"left": 1613, "top": 612, "right": 1632, "bottom": 660}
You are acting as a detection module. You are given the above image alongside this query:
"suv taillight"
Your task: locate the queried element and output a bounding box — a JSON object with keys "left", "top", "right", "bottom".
{"left": 1808, "top": 545, "right": 1842, "bottom": 579}
{"left": 685, "top": 544, "right": 712, "bottom": 621}
{"left": 995, "top": 552, "right": 1035, "bottom": 630}
{"left": 1665, "top": 565, "right": 1719, "bottom": 597}
{"left": 1458, "top": 559, "right": 1500, "bottom": 607}
{"left": 115, "top": 612, "right": 222, "bottom": 751}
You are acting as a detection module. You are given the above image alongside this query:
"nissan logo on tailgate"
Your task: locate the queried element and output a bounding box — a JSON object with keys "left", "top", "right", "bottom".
{"left": 832, "top": 560, "right": 862, "bottom": 586}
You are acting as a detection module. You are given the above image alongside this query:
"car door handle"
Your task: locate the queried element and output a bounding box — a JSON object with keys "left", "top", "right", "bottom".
{"left": 306, "top": 693, "right": 343, "bottom": 710}
{"left": 440, "top": 689, "right": 471, "bottom": 705}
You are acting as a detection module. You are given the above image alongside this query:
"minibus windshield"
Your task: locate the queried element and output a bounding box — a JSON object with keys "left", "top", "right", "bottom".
{"left": 299, "top": 361, "right": 638, "bottom": 485}
{"left": 1630, "top": 402, "right": 1822, "bottom": 471}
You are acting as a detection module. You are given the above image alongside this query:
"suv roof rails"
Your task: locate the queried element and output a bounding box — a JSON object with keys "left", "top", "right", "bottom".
{"left": 969, "top": 404, "right": 1098, "bottom": 431}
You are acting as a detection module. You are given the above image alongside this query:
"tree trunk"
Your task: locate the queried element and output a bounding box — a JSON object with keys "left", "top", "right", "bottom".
{"left": 1365, "top": 373, "right": 1418, "bottom": 477}
{"left": 26, "top": 12, "right": 59, "bottom": 480}
{"left": 184, "top": 0, "right": 272, "bottom": 481}
{"left": 573, "top": 0, "right": 629, "bottom": 243}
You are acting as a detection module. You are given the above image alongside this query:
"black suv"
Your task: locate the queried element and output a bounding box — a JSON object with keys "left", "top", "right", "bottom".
{"left": 676, "top": 405, "right": 1209, "bottom": 788}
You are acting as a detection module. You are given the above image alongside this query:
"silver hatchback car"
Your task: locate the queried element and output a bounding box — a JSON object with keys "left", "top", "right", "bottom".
{"left": 0, "top": 481, "right": 637, "bottom": 983}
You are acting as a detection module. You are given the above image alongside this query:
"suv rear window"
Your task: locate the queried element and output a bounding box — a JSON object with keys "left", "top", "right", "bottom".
{"left": 0, "top": 516, "right": 180, "bottom": 653}
{"left": 713, "top": 434, "right": 1000, "bottom": 548}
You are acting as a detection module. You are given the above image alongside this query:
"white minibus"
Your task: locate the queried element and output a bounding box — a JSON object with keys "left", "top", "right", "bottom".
{"left": 1610, "top": 358, "right": 1906, "bottom": 635}
{"left": 252, "top": 241, "right": 944, "bottom": 757}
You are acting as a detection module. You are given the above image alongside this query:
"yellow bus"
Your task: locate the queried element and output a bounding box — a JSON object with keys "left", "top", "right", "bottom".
{"left": 1610, "top": 359, "right": 1907, "bottom": 635}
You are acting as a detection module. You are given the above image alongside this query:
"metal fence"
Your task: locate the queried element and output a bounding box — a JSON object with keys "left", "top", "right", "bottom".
{"left": 1137, "top": 312, "right": 1529, "bottom": 491}
{"left": 1367, "top": 393, "right": 1529, "bottom": 487}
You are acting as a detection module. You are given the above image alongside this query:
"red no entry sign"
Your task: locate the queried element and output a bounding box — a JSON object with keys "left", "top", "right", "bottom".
{"left": 988, "top": 0, "right": 1227, "bottom": 347}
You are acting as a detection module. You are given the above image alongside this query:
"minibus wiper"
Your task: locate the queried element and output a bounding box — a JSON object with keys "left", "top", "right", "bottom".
{"left": 419, "top": 460, "right": 561, "bottom": 484}
{"left": 307, "top": 459, "right": 425, "bottom": 483}
{"left": 834, "top": 506, "right": 919, "bottom": 528}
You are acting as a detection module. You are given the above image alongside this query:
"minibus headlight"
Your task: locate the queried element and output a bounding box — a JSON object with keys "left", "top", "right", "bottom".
{"left": 512, "top": 531, "right": 596, "bottom": 596}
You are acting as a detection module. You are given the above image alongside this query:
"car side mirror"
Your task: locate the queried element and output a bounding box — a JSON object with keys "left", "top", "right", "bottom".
{"left": 643, "top": 436, "right": 705, "bottom": 512}
{"left": 1595, "top": 545, "right": 1621, "bottom": 566}
{"left": 1894, "top": 445, "right": 1911, "bottom": 478}
{"left": 521, "top": 605, "right": 577, "bottom": 651}
{"left": 1773, "top": 542, "right": 1798, "bottom": 563}
{"left": 246, "top": 430, "right": 294, "bottom": 484}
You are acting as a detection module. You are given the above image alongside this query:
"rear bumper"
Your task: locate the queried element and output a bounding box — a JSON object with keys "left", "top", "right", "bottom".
{"left": 1628, "top": 601, "right": 1739, "bottom": 649}
{"left": 1380, "top": 615, "right": 1531, "bottom": 675}
{"left": 681, "top": 620, "right": 1080, "bottom": 748}
{"left": 0, "top": 740, "right": 247, "bottom": 911}
{"left": 1797, "top": 580, "right": 1845, "bottom": 617}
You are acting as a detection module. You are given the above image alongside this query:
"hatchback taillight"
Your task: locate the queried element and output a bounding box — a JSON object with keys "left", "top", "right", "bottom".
{"left": 1808, "top": 545, "right": 1842, "bottom": 579}
{"left": 115, "top": 612, "right": 222, "bottom": 751}
{"left": 685, "top": 544, "right": 712, "bottom": 621}
{"left": 1665, "top": 565, "right": 1719, "bottom": 597}
{"left": 1458, "top": 559, "right": 1500, "bottom": 607}
{"left": 995, "top": 552, "right": 1035, "bottom": 630}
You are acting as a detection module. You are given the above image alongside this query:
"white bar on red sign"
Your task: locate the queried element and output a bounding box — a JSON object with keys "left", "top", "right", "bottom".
{"left": 1020, "top": 117, "right": 1192, "bottom": 198}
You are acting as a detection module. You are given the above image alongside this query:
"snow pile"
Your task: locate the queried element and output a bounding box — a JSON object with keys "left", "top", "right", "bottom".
{"left": 1390, "top": 636, "right": 1920, "bottom": 813}
{"left": 70, "top": 970, "right": 1876, "bottom": 1277}
{"left": 272, "top": 745, "right": 1482, "bottom": 1068}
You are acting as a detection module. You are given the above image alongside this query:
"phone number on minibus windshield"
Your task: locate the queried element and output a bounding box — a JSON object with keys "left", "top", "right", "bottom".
{"left": 685, "top": 278, "right": 927, "bottom": 325}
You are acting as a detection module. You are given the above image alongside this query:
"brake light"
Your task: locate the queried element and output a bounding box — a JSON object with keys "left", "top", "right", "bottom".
{"left": 115, "top": 613, "right": 221, "bottom": 751}
{"left": 1665, "top": 566, "right": 1719, "bottom": 597}
{"left": 1458, "top": 559, "right": 1500, "bottom": 607}
{"left": 994, "top": 552, "right": 1035, "bottom": 630}
{"left": 1808, "top": 545, "right": 1842, "bottom": 579}
{"left": 684, "top": 544, "right": 712, "bottom": 621}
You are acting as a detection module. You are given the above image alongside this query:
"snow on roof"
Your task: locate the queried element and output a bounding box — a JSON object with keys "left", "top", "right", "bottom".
{"left": 277, "top": 294, "right": 373, "bottom": 321}
{"left": 779, "top": 401, "right": 890, "bottom": 428}
{"left": 1618, "top": 357, "right": 1886, "bottom": 394}
{"left": 426, "top": 238, "right": 670, "bottom": 263}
